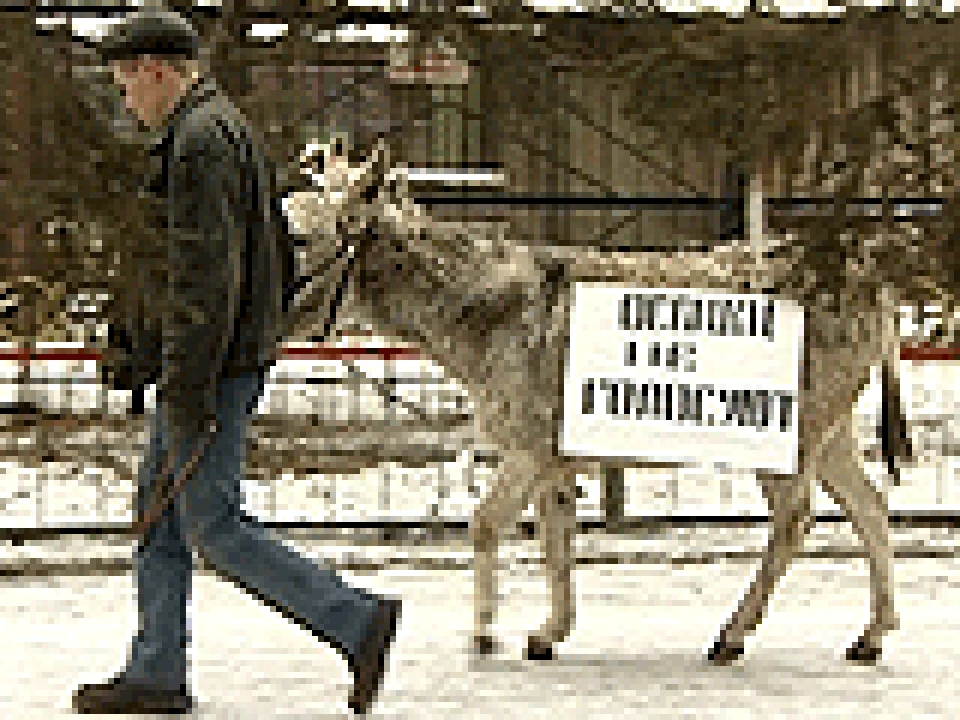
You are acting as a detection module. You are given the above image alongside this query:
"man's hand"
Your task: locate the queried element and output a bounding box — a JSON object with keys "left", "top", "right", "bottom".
{"left": 100, "top": 325, "right": 136, "bottom": 391}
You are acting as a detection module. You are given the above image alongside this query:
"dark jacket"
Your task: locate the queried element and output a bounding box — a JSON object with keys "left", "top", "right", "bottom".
{"left": 103, "top": 76, "right": 287, "bottom": 442}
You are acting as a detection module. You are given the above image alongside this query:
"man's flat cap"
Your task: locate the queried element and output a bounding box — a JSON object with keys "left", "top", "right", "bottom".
{"left": 99, "top": 10, "right": 200, "bottom": 63}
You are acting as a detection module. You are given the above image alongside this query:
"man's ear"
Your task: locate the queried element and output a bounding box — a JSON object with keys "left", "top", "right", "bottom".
{"left": 134, "top": 56, "right": 161, "bottom": 81}
{"left": 147, "top": 59, "right": 166, "bottom": 82}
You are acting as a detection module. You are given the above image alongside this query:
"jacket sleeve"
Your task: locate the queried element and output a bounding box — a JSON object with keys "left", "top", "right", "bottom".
{"left": 156, "top": 122, "right": 243, "bottom": 444}
{"left": 101, "top": 271, "right": 163, "bottom": 400}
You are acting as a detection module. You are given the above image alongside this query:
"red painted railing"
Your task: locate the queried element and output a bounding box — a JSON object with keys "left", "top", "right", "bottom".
{"left": 0, "top": 344, "right": 956, "bottom": 363}
{"left": 897, "top": 344, "right": 960, "bottom": 362}
{"left": 0, "top": 346, "right": 422, "bottom": 362}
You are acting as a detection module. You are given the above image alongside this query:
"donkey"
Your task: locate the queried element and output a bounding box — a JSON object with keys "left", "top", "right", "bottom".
{"left": 284, "top": 137, "right": 910, "bottom": 666}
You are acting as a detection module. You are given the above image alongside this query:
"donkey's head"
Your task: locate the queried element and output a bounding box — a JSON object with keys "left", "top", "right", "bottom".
{"left": 283, "top": 135, "right": 390, "bottom": 241}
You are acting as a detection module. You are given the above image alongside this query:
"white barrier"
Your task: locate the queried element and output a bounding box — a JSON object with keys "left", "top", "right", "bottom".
{"left": 2, "top": 342, "right": 960, "bottom": 529}
{"left": 0, "top": 348, "right": 485, "bottom": 528}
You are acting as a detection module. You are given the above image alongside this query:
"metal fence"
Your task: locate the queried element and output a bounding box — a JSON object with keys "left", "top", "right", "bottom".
{"left": 4, "top": 314, "right": 960, "bottom": 533}
{"left": 0, "top": 342, "right": 498, "bottom": 530}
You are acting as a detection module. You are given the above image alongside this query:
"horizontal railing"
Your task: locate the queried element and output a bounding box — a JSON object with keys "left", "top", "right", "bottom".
{"left": 0, "top": 342, "right": 955, "bottom": 362}
{"left": 1, "top": 342, "right": 960, "bottom": 534}
{"left": 0, "top": 346, "right": 423, "bottom": 362}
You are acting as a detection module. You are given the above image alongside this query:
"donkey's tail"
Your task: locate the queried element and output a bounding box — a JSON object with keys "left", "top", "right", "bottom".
{"left": 880, "top": 353, "right": 914, "bottom": 486}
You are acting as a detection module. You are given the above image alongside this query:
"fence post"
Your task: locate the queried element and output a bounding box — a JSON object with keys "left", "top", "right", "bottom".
{"left": 35, "top": 464, "right": 42, "bottom": 529}
{"left": 603, "top": 465, "right": 625, "bottom": 531}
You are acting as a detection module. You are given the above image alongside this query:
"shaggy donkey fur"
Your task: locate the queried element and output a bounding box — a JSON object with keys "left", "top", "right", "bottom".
{"left": 285, "top": 139, "right": 909, "bottom": 665}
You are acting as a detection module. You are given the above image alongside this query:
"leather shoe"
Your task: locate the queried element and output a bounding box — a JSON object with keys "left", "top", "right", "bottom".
{"left": 348, "top": 597, "right": 402, "bottom": 715}
{"left": 72, "top": 675, "right": 194, "bottom": 714}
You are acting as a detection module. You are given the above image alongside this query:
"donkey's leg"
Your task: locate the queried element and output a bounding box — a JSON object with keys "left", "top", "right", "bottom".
{"left": 815, "top": 409, "right": 898, "bottom": 663}
{"left": 708, "top": 318, "right": 871, "bottom": 664}
{"left": 821, "top": 310, "right": 900, "bottom": 663}
{"left": 470, "top": 447, "right": 544, "bottom": 655}
{"left": 526, "top": 464, "right": 579, "bottom": 660}
{"left": 708, "top": 467, "right": 815, "bottom": 665}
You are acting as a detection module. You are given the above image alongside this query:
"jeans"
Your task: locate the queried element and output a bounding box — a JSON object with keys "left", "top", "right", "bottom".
{"left": 125, "top": 371, "right": 380, "bottom": 687}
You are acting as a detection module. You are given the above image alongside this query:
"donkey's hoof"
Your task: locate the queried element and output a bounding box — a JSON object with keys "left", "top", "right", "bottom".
{"left": 846, "top": 639, "right": 882, "bottom": 664}
{"left": 525, "top": 636, "right": 554, "bottom": 661}
{"left": 707, "top": 638, "right": 745, "bottom": 666}
{"left": 471, "top": 635, "right": 498, "bottom": 656}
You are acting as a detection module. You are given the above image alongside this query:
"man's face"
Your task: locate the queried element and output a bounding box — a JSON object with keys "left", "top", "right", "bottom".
{"left": 110, "top": 57, "right": 184, "bottom": 129}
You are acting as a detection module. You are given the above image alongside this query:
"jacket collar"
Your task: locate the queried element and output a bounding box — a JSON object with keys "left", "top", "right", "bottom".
{"left": 150, "top": 75, "right": 220, "bottom": 154}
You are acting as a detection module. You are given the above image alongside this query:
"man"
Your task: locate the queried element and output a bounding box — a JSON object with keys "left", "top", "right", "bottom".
{"left": 73, "top": 10, "right": 401, "bottom": 715}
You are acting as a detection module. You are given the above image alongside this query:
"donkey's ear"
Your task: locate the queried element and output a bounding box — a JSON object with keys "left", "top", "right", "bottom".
{"left": 372, "top": 135, "right": 390, "bottom": 164}
{"left": 366, "top": 137, "right": 391, "bottom": 187}
{"left": 299, "top": 142, "right": 324, "bottom": 181}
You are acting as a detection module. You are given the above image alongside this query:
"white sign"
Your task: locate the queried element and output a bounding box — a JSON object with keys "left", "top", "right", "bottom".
{"left": 560, "top": 284, "right": 804, "bottom": 474}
